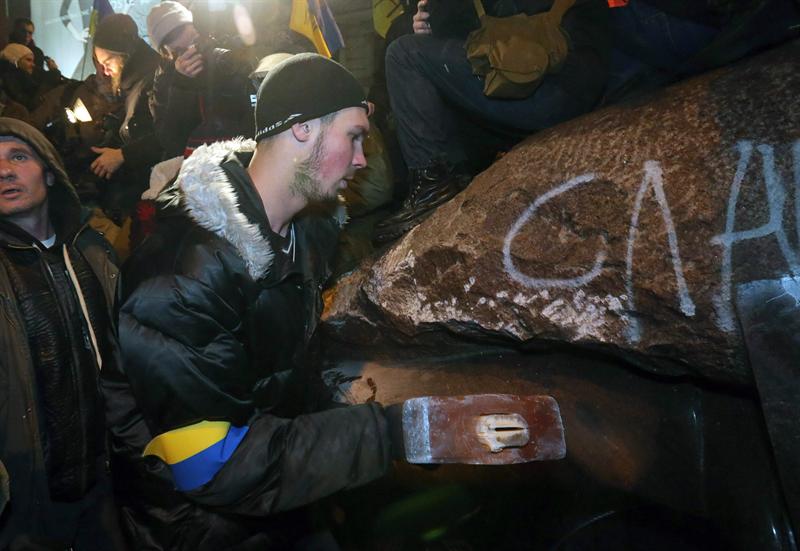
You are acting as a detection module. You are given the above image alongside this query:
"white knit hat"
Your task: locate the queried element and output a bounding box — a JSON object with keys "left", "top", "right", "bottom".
{"left": 146, "top": 1, "right": 194, "bottom": 50}
{"left": 0, "top": 43, "right": 33, "bottom": 68}
{"left": 250, "top": 53, "right": 294, "bottom": 81}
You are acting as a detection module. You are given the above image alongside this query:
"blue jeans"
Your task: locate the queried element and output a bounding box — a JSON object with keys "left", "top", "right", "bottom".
{"left": 385, "top": 32, "right": 608, "bottom": 168}
{"left": 606, "top": 1, "right": 718, "bottom": 94}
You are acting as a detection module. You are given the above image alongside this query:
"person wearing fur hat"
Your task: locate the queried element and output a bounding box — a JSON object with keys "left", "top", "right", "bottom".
{"left": 91, "top": 13, "right": 162, "bottom": 221}
{"left": 105, "top": 53, "right": 401, "bottom": 549}
{"left": 146, "top": 1, "right": 255, "bottom": 159}
{"left": 0, "top": 117, "right": 127, "bottom": 549}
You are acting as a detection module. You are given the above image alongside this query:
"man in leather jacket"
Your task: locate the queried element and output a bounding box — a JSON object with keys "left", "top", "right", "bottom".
{"left": 0, "top": 117, "right": 126, "bottom": 549}
{"left": 107, "top": 53, "right": 395, "bottom": 550}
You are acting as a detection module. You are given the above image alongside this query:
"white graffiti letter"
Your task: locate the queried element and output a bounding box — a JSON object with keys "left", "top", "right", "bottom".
{"left": 794, "top": 140, "right": 800, "bottom": 246}
{"left": 625, "top": 161, "right": 696, "bottom": 343}
{"left": 503, "top": 173, "right": 607, "bottom": 288}
{"left": 711, "top": 142, "right": 800, "bottom": 332}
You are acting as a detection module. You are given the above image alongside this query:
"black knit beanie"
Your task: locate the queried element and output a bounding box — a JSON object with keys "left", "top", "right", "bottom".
{"left": 93, "top": 14, "right": 140, "bottom": 55}
{"left": 254, "top": 53, "right": 368, "bottom": 142}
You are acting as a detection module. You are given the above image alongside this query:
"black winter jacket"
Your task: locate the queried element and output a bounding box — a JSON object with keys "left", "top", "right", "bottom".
{"left": 108, "top": 139, "right": 391, "bottom": 550}
{"left": 149, "top": 47, "right": 255, "bottom": 159}
{"left": 115, "top": 38, "right": 162, "bottom": 171}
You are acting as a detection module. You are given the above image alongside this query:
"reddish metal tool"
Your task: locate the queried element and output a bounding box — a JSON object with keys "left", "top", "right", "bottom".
{"left": 402, "top": 394, "right": 566, "bottom": 464}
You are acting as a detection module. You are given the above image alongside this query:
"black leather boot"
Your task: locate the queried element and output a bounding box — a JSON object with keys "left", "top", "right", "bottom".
{"left": 373, "top": 162, "right": 461, "bottom": 244}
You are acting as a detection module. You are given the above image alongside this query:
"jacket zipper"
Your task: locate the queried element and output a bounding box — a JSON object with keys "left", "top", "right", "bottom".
{"left": 71, "top": 226, "right": 117, "bottom": 476}
{"left": 33, "top": 242, "right": 90, "bottom": 497}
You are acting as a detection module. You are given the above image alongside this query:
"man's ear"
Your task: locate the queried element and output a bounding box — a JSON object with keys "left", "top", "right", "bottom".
{"left": 290, "top": 121, "right": 313, "bottom": 143}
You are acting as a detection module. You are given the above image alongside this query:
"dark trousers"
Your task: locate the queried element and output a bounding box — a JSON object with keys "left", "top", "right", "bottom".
{"left": 8, "top": 461, "right": 127, "bottom": 551}
{"left": 385, "top": 33, "right": 609, "bottom": 169}
{"left": 606, "top": 1, "right": 718, "bottom": 96}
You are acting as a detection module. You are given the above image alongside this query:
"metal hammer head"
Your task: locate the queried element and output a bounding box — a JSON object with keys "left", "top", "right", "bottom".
{"left": 401, "top": 394, "right": 566, "bottom": 464}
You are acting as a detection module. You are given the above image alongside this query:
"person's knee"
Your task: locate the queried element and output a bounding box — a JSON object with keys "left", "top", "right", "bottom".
{"left": 385, "top": 34, "right": 424, "bottom": 74}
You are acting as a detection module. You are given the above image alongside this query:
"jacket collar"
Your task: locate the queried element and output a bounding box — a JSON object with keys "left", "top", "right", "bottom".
{"left": 176, "top": 138, "right": 274, "bottom": 280}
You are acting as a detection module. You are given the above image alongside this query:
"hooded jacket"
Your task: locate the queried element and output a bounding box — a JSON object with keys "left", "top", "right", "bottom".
{"left": 0, "top": 117, "right": 120, "bottom": 547}
{"left": 115, "top": 38, "right": 162, "bottom": 170}
{"left": 108, "top": 139, "right": 391, "bottom": 550}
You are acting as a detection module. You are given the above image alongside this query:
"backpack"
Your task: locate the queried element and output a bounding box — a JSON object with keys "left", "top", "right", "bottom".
{"left": 465, "top": 0, "right": 576, "bottom": 99}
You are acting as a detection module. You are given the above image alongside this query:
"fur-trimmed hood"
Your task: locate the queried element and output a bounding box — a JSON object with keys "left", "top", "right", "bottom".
{"left": 174, "top": 138, "right": 274, "bottom": 280}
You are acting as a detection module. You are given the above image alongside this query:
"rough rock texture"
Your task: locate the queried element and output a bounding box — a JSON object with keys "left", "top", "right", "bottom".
{"left": 323, "top": 40, "right": 800, "bottom": 384}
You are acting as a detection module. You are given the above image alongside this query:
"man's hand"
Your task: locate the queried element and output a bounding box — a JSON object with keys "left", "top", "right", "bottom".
{"left": 175, "top": 45, "right": 204, "bottom": 78}
{"left": 90, "top": 147, "right": 124, "bottom": 179}
{"left": 45, "top": 57, "right": 59, "bottom": 72}
{"left": 412, "top": 0, "right": 432, "bottom": 35}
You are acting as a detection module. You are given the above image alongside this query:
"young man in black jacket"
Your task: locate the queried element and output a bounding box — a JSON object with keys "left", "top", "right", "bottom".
{"left": 0, "top": 117, "right": 126, "bottom": 550}
{"left": 107, "top": 53, "right": 395, "bottom": 550}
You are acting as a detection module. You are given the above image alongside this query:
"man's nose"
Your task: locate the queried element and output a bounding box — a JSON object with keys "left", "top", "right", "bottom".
{"left": 0, "top": 160, "right": 15, "bottom": 178}
{"left": 352, "top": 144, "right": 367, "bottom": 169}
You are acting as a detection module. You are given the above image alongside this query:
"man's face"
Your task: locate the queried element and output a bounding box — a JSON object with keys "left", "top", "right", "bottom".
{"left": 164, "top": 24, "right": 200, "bottom": 59}
{"left": 94, "top": 47, "right": 127, "bottom": 93}
{"left": 290, "top": 107, "right": 369, "bottom": 202}
{"left": 23, "top": 24, "right": 34, "bottom": 45}
{"left": 0, "top": 138, "right": 49, "bottom": 223}
{"left": 18, "top": 53, "right": 35, "bottom": 75}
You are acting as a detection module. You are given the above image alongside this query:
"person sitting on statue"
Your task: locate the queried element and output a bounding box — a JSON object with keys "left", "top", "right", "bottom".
{"left": 373, "top": 0, "right": 612, "bottom": 244}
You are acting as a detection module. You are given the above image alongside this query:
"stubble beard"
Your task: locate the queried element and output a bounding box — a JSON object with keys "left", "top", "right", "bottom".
{"left": 289, "top": 129, "right": 332, "bottom": 203}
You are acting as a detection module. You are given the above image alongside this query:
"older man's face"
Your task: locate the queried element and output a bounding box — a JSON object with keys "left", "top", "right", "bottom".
{"left": 18, "top": 53, "right": 35, "bottom": 76}
{"left": 94, "top": 47, "right": 126, "bottom": 93}
{"left": 0, "top": 138, "right": 49, "bottom": 222}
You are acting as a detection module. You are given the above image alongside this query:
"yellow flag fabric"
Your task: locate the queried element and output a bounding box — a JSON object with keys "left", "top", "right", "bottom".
{"left": 290, "top": 0, "right": 332, "bottom": 58}
{"left": 144, "top": 420, "right": 233, "bottom": 464}
{"left": 372, "top": 0, "right": 405, "bottom": 39}
{"left": 143, "top": 420, "right": 250, "bottom": 492}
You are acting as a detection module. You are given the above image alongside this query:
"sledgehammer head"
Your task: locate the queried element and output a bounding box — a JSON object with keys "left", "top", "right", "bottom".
{"left": 402, "top": 394, "right": 566, "bottom": 464}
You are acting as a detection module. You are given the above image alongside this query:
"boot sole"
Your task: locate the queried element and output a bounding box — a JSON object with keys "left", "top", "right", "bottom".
{"left": 375, "top": 188, "right": 459, "bottom": 230}
{"left": 373, "top": 208, "right": 437, "bottom": 244}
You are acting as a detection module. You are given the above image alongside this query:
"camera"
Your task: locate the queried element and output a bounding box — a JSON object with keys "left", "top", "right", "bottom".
{"left": 191, "top": 34, "right": 216, "bottom": 59}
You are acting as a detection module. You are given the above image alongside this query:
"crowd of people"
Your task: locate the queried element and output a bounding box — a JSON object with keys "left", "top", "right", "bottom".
{"left": 0, "top": 0, "right": 797, "bottom": 549}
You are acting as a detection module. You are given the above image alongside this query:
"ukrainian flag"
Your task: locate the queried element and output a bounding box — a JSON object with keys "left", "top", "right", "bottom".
{"left": 290, "top": 0, "right": 345, "bottom": 58}
{"left": 89, "top": 0, "right": 114, "bottom": 36}
{"left": 373, "top": 0, "right": 404, "bottom": 39}
{"left": 144, "top": 421, "right": 249, "bottom": 492}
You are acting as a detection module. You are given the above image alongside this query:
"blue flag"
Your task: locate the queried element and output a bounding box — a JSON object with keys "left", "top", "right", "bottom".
{"left": 290, "top": 0, "right": 345, "bottom": 58}
{"left": 89, "top": 0, "right": 115, "bottom": 36}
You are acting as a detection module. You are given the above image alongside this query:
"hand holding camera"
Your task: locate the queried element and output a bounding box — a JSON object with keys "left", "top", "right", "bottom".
{"left": 413, "top": 0, "right": 432, "bottom": 34}
{"left": 175, "top": 41, "right": 206, "bottom": 79}
{"left": 413, "top": 0, "right": 483, "bottom": 39}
